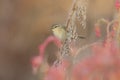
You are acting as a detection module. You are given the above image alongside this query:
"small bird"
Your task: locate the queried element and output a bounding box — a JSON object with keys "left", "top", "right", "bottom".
{"left": 52, "top": 24, "right": 67, "bottom": 42}
{"left": 51, "top": 24, "right": 85, "bottom": 42}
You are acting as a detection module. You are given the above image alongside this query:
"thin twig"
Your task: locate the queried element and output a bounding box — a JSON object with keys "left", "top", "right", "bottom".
{"left": 96, "top": 18, "right": 117, "bottom": 38}
{"left": 74, "top": 40, "right": 103, "bottom": 58}
{"left": 106, "top": 19, "right": 117, "bottom": 38}
{"left": 66, "top": 0, "right": 78, "bottom": 28}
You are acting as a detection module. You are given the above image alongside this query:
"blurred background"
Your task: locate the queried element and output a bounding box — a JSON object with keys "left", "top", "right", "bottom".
{"left": 0, "top": 0, "right": 115, "bottom": 80}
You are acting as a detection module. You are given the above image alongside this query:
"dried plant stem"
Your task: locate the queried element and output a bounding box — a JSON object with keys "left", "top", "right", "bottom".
{"left": 60, "top": 0, "right": 88, "bottom": 59}
{"left": 96, "top": 18, "right": 117, "bottom": 38}
{"left": 74, "top": 40, "right": 102, "bottom": 58}
{"left": 106, "top": 19, "right": 117, "bottom": 38}
{"left": 66, "top": 0, "right": 88, "bottom": 29}
{"left": 65, "top": 0, "right": 78, "bottom": 28}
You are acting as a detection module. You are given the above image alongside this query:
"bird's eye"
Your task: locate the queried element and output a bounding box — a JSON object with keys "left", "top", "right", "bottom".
{"left": 52, "top": 24, "right": 59, "bottom": 29}
{"left": 54, "top": 25, "right": 59, "bottom": 28}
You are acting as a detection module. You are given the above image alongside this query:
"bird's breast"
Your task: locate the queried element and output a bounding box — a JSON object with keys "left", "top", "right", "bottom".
{"left": 53, "top": 28, "right": 66, "bottom": 41}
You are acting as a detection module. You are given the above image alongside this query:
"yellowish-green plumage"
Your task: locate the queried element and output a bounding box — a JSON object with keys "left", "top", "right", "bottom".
{"left": 52, "top": 24, "right": 67, "bottom": 42}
